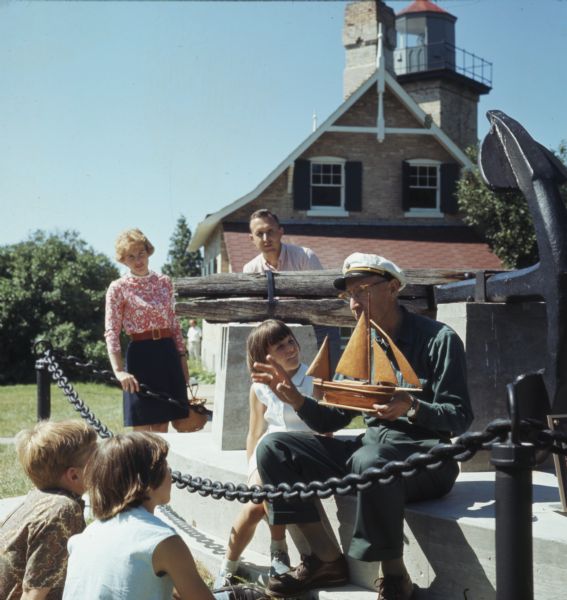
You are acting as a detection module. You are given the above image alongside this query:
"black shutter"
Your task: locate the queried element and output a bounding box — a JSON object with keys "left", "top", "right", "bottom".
{"left": 440, "top": 163, "right": 461, "bottom": 214}
{"left": 293, "top": 159, "right": 311, "bottom": 210}
{"left": 345, "top": 161, "right": 362, "bottom": 212}
{"left": 401, "top": 161, "right": 410, "bottom": 211}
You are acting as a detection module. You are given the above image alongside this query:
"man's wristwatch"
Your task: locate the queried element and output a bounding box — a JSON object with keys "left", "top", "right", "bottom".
{"left": 406, "top": 395, "right": 419, "bottom": 419}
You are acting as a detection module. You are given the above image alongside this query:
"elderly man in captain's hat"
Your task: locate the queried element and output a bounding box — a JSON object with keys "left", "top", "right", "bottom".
{"left": 252, "top": 253, "right": 473, "bottom": 600}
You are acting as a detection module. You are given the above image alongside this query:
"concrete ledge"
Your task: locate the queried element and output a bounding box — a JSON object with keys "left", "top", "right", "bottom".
{"left": 163, "top": 431, "right": 567, "bottom": 600}
{"left": 0, "top": 496, "right": 26, "bottom": 520}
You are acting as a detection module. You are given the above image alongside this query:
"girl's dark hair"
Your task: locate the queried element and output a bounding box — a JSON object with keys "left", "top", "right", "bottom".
{"left": 246, "top": 319, "right": 299, "bottom": 372}
{"left": 85, "top": 432, "right": 169, "bottom": 520}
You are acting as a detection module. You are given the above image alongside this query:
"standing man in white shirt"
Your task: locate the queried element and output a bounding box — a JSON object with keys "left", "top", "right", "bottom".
{"left": 187, "top": 319, "right": 202, "bottom": 362}
{"left": 243, "top": 209, "right": 341, "bottom": 370}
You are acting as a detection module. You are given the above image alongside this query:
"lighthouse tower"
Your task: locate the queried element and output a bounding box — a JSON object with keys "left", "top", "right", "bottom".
{"left": 394, "top": 0, "right": 492, "bottom": 149}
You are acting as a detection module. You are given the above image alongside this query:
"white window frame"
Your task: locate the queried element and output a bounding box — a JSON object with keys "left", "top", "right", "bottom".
{"left": 307, "top": 157, "right": 349, "bottom": 217}
{"left": 404, "top": 159, "right": 443, "bottom": 218}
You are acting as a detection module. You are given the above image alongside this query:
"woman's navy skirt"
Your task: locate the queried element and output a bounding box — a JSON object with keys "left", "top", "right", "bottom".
{"left": 123, "top": 337, "right": 189, "bottom": 426}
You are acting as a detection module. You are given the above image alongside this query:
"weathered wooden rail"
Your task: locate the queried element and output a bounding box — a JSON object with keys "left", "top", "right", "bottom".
{"left": 174, "top": 269, "right": 476, "bottom": 326}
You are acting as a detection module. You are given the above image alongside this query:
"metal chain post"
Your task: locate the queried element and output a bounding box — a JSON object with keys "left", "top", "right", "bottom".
{"left": 35, "top": 356, "right": 51, "bottom": 421}
{"left": 491, "top": 382, "right": 538, "bottom": 600}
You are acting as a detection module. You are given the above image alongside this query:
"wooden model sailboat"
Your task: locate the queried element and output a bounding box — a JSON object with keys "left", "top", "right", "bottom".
{"left": 306, "top": 313, "right": 422, "bottom": 411}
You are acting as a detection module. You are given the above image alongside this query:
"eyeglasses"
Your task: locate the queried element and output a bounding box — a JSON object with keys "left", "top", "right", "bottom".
{"left": 338, "top": 279, "right": 389, "bottom": 301}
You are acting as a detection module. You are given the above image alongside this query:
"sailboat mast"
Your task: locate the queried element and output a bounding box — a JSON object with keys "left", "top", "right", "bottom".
{"left": 366, "top": 290, "right": 371, "bottom": 384}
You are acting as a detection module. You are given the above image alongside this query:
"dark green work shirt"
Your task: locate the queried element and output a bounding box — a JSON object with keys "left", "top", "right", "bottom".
{"left": 297, "top": 308, "right": 473, "bottom": 439}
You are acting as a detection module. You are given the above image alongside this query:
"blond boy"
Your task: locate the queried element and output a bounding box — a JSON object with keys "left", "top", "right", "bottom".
{"left": 0, "top": 420, "right": 97, "bottom": 600}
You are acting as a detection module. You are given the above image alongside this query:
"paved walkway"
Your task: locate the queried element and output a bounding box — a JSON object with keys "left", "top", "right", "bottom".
{"left": 190, "top": 383, "right": 215, "bottom": 408}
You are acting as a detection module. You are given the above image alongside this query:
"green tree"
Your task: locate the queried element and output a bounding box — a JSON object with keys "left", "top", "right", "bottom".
{"left": 162, "top": 216, "right": 202, "bottom": 278}
{"left": 456, "top": 143, "right": 567, "bottom": 269}
{"left": 0, "top": 230, "right": 119, "bottom": 383}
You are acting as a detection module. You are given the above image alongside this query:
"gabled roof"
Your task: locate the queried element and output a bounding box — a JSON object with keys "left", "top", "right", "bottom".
{"left": 189, "top": 69, "right": 474, "bottom": 251}
{"left": 223, "top": 222, "right": 503, "bottom": 272}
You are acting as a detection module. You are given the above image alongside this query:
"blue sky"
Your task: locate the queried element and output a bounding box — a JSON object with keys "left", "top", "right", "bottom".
{"left": 1, "top": 0, "right": 566, "bottom": 271}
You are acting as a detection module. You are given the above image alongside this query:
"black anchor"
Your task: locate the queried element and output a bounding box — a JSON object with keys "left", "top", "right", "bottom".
{"left": 436, "top": 110, "right": 567, "bottom": 414}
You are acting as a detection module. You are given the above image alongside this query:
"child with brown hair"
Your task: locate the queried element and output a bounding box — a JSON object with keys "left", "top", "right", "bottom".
{"left": 62, "top": 432, "right": 266, "bottom": 600}
{"left": 215, "top": 320, "right": 319, "bottom": 587}
{"left": 0, "top": 419, "right": 97, "bottom": 600}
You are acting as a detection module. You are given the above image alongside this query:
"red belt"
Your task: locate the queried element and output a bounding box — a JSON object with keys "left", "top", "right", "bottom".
{"left": 130, "top": 328, "right": 173, "bottom": 342}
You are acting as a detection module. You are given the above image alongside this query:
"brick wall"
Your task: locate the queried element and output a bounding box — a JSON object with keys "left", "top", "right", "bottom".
{"left": 400, "top": 79, "right": 479, "bottom": 150}
{"left": 224, "top": 84, "right": 458, "bottom": 225}
{"left": 335, "top": 85, "right": 422, "bottom": 128}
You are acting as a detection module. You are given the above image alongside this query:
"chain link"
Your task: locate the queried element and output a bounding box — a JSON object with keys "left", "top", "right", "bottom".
{"left": 35, "top": 342, "right": 567, "bottom": 503}
{"left": 51, "top": 348, "right": 210, "bottom": 418}
{"left": 41, "top": 350, "right": 113, "bottom": 439}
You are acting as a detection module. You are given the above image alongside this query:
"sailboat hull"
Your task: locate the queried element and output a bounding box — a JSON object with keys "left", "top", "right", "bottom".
{"left": 314, "top": 379, "right": 395, "bottom": 411}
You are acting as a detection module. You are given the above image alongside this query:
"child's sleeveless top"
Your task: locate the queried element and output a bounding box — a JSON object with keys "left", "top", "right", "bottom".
{"left": 252, "top": 362, "right": 314, "bottom": 434}
{"left": 63, "top": 506, "right": 176, "bottom": 600}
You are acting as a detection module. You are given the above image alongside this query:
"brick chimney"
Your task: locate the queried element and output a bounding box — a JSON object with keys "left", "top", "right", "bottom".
{"left": 343, "top": 0, "right": 397, "bottom": 100}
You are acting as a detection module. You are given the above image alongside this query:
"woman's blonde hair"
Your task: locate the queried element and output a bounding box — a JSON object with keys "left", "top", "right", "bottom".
{"left": 246, "top": 319, "right": 299, "bottom": 372}
{"left": 85, "top": 432, "right": 169, "bottom": 520}
{"left": 114, "top": 228, "right": 155, "bottom": 263}
{"left": 15, "top": 420, "right": 97, "bottom": 490}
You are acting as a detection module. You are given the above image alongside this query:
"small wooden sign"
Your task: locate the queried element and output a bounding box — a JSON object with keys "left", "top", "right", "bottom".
{"left": 547, "top": 414, "right": 567, "bottom": 512}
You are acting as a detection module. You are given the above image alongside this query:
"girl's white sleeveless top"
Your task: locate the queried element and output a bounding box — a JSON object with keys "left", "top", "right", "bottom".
{"left": 249, "top": 363, "right": 315, "bottom": 476}
{"left": 252, "top": 362, "right": 314, "bottom": 434}
{"left": 63, "top": 506, "right": 177, "bottom": 600}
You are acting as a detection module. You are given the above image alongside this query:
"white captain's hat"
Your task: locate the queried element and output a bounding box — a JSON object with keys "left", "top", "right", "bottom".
{"left": 333, "top": 253, "right": 406, "bottom": 291}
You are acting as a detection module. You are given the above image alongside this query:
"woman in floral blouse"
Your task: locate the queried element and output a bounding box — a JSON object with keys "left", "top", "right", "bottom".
{"left": 105, "top": 229, "right": 190, "bottom": 431}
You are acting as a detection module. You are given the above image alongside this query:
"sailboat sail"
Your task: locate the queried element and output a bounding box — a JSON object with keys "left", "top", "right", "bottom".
{"left": 335, "top": 312, "right": 369, "bottom": 381}
{"left": 306, "top": 335, "right": 331, "bottom": 381}
{"left": 370, "top": 319, "right": 421, "bottom": 388}
{"left": 372, "top": 339, "right": 398, "bottom": 385}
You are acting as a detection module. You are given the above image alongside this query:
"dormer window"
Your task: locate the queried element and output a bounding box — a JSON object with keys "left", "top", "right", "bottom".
{"left": 293, "top": 158, "right": 362, "bottom": 216}
{"left": 311, "top": 160, "right": 344, "bottom": 210}
{"left": 407, "top": 161, "right": 440, "bottom": 213}
{"left": 402, "top": 159, "right": 460, "bottom": 217}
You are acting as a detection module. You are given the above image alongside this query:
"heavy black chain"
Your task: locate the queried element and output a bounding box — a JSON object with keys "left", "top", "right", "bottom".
{"left": 35, "top": 340, "right": 210, "bottom": 419}
{"left": 34, "top": 342, "right": 567, "bottom": 504}
{"left": 37, "top": 344, "right": 113, "bottom": 439}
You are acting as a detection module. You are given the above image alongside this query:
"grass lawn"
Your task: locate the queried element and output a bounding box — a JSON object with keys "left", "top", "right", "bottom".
{"left": 0, "top": 445, "right": 33, "bottom": 498}
{"left": 189, "top": 358, "right": 215, "bottom": 384}
{"left": 0, "top": 382, "right": 127, "bottom": 439}
{"left": 0, "top": 381, "right": 128, "bottom": 499}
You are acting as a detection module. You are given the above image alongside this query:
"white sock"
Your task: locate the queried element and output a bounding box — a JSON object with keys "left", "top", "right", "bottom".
{"left": 270, "top": 538, "right": 288, "bottom": 554}
{"left": 219, "top": 557, "right": 240, "bottom": 575}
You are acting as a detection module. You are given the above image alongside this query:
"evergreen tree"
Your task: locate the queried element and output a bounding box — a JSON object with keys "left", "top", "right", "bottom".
{"left": 162, "top": 216, "right": 202, "bottom": 278}
{"left": 456, "top": 143, "right": 567, "bottom": 269}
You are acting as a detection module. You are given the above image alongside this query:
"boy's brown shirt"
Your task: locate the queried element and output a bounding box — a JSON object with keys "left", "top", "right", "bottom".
{"left": 0, "top": 488, "right": 85, "bottom": 600}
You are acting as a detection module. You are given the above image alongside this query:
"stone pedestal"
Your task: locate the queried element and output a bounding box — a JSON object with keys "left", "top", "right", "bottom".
{"left": 437, "top": 301, "right": 547, "bottom": 470}
{"left": 212, "top": 323, "right": 318, "bottom": 450}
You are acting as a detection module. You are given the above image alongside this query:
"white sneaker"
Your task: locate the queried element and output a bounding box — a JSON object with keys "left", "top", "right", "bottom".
{"left": 269, "top": 550, "right": 291, "bottom": 577}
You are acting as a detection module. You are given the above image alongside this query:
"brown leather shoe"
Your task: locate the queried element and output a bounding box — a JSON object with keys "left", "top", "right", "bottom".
{"left": 266, "top": 553, "right": 349, "bottom": 598}
{"left": 376, "top": 574, "right": 415, "bottom": 600}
